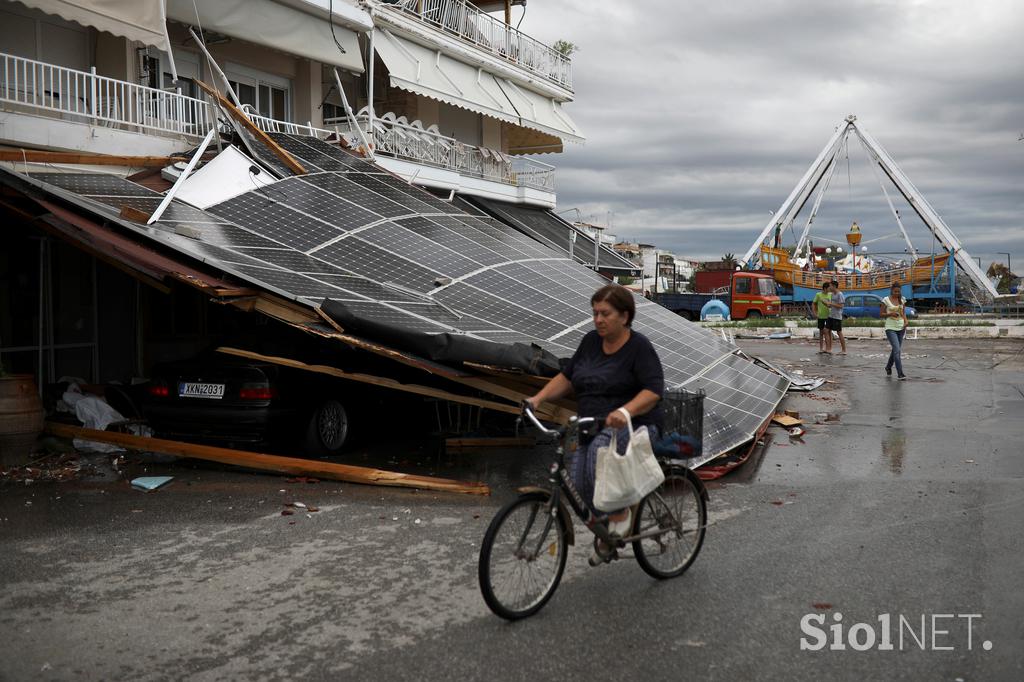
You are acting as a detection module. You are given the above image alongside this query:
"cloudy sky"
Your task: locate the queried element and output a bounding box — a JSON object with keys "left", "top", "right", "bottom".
{"left": 520, "top": 0, "right": 1024, "bottom": 267}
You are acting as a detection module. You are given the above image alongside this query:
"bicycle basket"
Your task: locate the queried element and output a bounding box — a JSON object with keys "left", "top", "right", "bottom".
{"left": 656, "top": 387, "right": 704, "bottom": 460}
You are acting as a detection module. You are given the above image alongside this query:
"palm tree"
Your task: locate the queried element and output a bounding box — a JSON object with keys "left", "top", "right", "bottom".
{"left": 721, "top": 253, "right": 737, "bottom": 269}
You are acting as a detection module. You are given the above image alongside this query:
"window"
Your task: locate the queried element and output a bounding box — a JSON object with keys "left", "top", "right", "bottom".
{"left": 225, "top": 64, "right": 291, "bottom": 121}
{"left": 758, "top": 278, "right": 775, "bottom": 296}
{"left": 734, "top": 277, "right": 751, "bottom": 295}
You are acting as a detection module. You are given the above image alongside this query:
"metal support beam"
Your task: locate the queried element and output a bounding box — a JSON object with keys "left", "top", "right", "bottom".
{"left": 852, "top": 122, "right": 999, "bottom": 298}
{"left": 188, "top": 28, "right": 242, "bottom": 110}
{"left": 147, "top": 128, "right": 217, "bottom": 225}
{"left": 332, "top": 68, "right": 373, "bottom": 160}
{"left": 742, "top": 120, "right": 851, "bottom": 266}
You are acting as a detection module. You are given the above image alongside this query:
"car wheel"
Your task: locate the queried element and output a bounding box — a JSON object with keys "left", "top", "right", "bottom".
{"left": 305, "top": 399, "right": 349, "bottom": 456}
{"left": 746, "top": 310, "right": 762, "bottom": 319}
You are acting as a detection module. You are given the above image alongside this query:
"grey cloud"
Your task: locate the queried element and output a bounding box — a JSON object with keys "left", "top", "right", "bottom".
{"left": 520, "top": 0, "right": 1024, "bottom": 264}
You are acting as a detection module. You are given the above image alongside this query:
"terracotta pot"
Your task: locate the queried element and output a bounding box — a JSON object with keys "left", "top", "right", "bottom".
{"left": 0, "top": 374, "right": 45, "bottom": 467}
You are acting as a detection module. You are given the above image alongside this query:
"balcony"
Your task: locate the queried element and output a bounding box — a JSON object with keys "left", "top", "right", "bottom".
{"left": 378, "top": 0, "right": 573, "bottom": 91}
{"left": 321, "top": 113, "right": 555, "bottom": 193}
{"left": 0, "top": 52, "right": 213, "bottom": 145}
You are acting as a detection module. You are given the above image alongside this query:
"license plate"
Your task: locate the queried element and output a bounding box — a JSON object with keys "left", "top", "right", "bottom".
{"left": 178, "top": 382, "right": 225, "bottom": 399}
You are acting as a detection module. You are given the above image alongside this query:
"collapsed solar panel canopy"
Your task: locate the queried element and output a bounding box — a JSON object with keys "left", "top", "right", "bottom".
{"left": 0, "top": 133, "right": 787, "bottom": 466}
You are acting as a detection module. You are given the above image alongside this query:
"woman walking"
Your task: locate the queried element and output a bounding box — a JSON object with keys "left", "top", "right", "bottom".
{"left": 880, "top": 283, "right": 908, "bottom": 379}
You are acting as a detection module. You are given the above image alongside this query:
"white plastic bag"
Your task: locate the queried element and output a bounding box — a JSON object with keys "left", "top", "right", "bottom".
{"left": 593, "top": 408, "right": 665, "bottom": 512}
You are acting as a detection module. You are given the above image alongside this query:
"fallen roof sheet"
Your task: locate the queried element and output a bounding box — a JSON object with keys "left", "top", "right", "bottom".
{"left": 1, "top": 136, "right": 788, "bottom": 465}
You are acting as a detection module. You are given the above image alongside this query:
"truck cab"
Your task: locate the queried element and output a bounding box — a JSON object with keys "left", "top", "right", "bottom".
{"left": 730, "top": 273, "right": 780, "bottom": 319}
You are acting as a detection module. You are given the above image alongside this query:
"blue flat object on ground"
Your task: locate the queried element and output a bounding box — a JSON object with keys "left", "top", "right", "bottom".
{"left": 131, "top": 476, "right": 174, "bottom": 492}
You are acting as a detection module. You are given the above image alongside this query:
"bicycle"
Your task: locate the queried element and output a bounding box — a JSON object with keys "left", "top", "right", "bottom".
{"left": 478, "top": 405, "right": 709, "bottom": 620}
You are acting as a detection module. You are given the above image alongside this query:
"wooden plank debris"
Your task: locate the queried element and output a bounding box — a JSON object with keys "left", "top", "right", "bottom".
{"left": 45, "top": 423, "right": 490, "bottom": 495}
{"left": 119, "top": 205, "right": 151, "bottom": 223}
{"left": 0, "top": 150, "right": 179, "bottom": 167}
{"left": 771, "top": 413, "right": 803, "bottom": 427}
{"left": 216, "top": 346, "right": 522, "bottom": 416}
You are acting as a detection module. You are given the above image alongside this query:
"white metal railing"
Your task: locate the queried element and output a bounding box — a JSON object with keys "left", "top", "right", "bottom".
{"left": 242, "top": 107, "right": 338, "bottom": 139}
{"left": 326, "top": 113, "right": 554, "bottom": 191}
{"left": 0, "top": 52, "right": 213, "bottom": 139}
{"left": 385, "top": 0, "right": 573, "bottom": 91}
{"left": 511, "top": 156, "right": 555, "bottom": 191}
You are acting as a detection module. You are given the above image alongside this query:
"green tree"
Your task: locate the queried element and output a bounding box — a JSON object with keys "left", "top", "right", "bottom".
{"left": 721, "top": 253, "right": 737, "bottom": 269}
{"left": 553, "top": 40, "right": 578, "bottom": 57}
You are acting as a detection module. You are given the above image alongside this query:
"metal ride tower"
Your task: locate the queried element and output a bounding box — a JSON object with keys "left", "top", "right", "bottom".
{"left": 741, "top": 115, "right": 1000, "bottom": 300}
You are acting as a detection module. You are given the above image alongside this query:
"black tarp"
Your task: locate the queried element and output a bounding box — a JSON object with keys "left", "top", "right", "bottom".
{"left": 320, "top": 298, "right": 562, "bottom": 376}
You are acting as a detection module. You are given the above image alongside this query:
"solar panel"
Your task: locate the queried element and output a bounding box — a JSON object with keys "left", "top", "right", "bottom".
{"left": 301, "top": 173, "right": 412, "bottom": 218}
{"left": 30, "top": 173, "right": 155, "bottom": 196}
{"left": 10, "top": 136, "right": 789, "bottom": 465}
{"left": 313, "top": 237, "right": 443, "bottom": 292}
{"left": 342, "top": 173, "right": 439, "bottom": 214}
{"left": 266, "top": 133, "right": 380, "bottom": 173}
{"left": 394, "top": 216, "right": 507, "bottom": 266}
{"left": 469, "top": 196, "right": 639, "bottom": 273}
{"left": 259, "top": 177, "right": 382, "bottom": 229}
{"left": 162, "top": 223, "right": 281, "bottom": 249}
{"left": 206, "top": 192, "right": 349, "bottom": 252}
{"left": 235, "top": 127, "right": 296, "bottom": 178}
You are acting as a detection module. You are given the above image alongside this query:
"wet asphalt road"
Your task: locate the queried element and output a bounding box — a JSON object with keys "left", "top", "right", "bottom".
{"left": 1, "top": 337, "right": 1023, "bottom": 681}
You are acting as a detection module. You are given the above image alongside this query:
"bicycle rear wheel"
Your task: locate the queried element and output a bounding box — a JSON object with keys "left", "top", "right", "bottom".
{"left": 478, "top": 492, "right": 568, "bottom": 620}
{"left": 633, "top": 471, "right": 707, "bottom": 579}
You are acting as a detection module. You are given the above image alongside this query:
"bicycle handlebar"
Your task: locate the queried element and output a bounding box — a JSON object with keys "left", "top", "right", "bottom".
{"left": 520, "top": 403, "right": 597, "bottom": 436}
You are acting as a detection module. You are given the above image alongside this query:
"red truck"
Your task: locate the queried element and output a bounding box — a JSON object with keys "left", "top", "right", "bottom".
{"left": 653, "top": 272, "right": 780, "bottom": 321}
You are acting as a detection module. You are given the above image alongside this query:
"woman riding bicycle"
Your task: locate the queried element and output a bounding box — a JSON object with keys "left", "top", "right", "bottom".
{"left": 524, "top": 284, "right": 664, "bottom": 561}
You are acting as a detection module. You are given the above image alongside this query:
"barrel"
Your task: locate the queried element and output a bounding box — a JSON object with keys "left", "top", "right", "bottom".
{"left": 0, "top": 375, "right": 45, "bottom": 467}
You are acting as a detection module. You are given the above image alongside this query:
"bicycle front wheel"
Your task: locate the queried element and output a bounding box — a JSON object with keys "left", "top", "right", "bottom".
{"left": 478, "top": 492, "right": 568, "bottom": 620}
{"left": 633, "top": 471, "right": 707, "bottom": 579}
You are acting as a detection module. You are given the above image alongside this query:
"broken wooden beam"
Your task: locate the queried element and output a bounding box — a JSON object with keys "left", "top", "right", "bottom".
{"left": 193, "top": 78, "right": 307, "bottom": 175}
{"left": 217, "top": 346, "right": 521, "bottom": 416}
{"left": 0, "top": 150, "right": 180, "bottom": 167}
{"left": 44, "top": 422, "right": 490, "bottom": 495}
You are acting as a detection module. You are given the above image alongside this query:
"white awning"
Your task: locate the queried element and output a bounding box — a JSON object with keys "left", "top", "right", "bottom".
{"left": 166, "top": 0, "right": 364, "bottom": 74}
{"left": 374, "top": 30, "right": 584, "bottom": 144}
{"left": 495, "top": 78, "right": 583, "bottom": 144}
{"left": 374, "top": 29, "right": 520, "bottom": 125}
{"left": 17, "top": 0, "right": 176, "bottom": 76}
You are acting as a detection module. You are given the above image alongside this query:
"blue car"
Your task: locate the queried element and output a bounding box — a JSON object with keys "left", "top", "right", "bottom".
{"left": 841, "top": 294, "right": 917, "bottom": 319}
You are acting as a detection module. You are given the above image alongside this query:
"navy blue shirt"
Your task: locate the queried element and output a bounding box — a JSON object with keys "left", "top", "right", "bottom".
{"left": 561, "top": 329, "right": 665, "bottom": 429}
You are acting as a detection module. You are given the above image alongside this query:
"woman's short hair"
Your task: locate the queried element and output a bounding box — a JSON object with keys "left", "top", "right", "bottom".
{"left": 591, "top": 284, "right": 636, "bottom": 326}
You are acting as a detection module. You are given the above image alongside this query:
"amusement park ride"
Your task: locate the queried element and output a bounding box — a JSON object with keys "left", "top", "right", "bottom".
{"left": 742, "top": 115, "right": 1003, "bottom": 306}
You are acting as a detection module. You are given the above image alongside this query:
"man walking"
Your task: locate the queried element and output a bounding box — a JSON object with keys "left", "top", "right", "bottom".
{"left": 828, "top": 279, "right": 847, "bottom": 354}
{"left": 812, "top": 282, "right": 832, "bottom": 353}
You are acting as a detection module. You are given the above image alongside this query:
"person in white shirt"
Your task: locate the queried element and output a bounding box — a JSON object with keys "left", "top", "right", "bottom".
{"left": 880, "top": 283, "right": 908, "bottom": 379}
